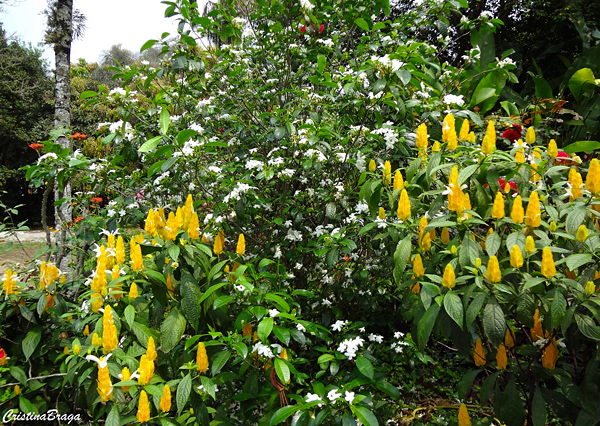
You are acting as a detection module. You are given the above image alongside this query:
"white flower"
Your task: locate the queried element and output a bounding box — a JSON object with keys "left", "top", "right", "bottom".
{"left": 253, "top": 342, "right": 274, "bottom": 358}
{"left": 269, "top": 309, "right": 280, "bottom": 317}
{"left": 331, "top": 320, "right": 348, "bottom": 332}
{"left": 327, "top": 389, "right": 342, "bottom": 402}
{"left": 337, "top": 336, "right": 365, "bottom": 359}
{"left": 442, "top": 94, "right": 465, "bottom": 106}
{"left": 296, "top": 323, "right": 306, "bottom": 332}
{"left": 305, "top": 393, "right": 322, "bottom": 407}
{"left": 344, "top": 391, "right": 355, "bottom": 403}
{"left": 368, "top": 333, "right": 384, "bottom": 343}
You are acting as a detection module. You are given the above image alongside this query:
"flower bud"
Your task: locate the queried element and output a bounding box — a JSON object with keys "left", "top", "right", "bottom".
{"left": 576, "top": 225, "right": 588, "bottom": 242}
{"left": 586, "top": 281, "right": 596, "bottom": 296}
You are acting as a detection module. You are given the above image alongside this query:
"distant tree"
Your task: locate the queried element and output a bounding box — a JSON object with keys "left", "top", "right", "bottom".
{"left": 0, "top": 24, "right": 53, "bottom": 224}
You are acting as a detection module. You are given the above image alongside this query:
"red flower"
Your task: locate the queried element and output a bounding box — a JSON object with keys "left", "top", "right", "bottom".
{"left": 0, "top": 346, "right": 7, "bottom": 366}
{"left": 70, "top": 132, "right": 87, "bottom": 141}
{"left": 91, "top": 197, "right": 103, "bottom": 204}
{"left": 486, "top": 178, "right": 518, "bottom": 194}
{"left": 29, "top": 143, "right": 44, "bottom": 151}
{"left": 319, "top": 24, "right": 324, "bottom": 34}
{"left": 218, "top": 128, "right": 223, "bottom": 132}
{"left": 74, "top": 216, "right": 84, "bottom": 223}
{"left": 300, "top": 25, "right": 306, "bottom": 33}
{"left": 501, "top": 124, "right": 522, "bottom": 143}
{"left": 555, "top": 151, "right": 568, "bottom": 162}
{"left": 499, "top": 177, "right": 518, "bottom": 193}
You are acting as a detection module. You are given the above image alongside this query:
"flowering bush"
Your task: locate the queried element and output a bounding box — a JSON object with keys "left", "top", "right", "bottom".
{"left": 3, "top": 0, "right": 600, "bottom": 425}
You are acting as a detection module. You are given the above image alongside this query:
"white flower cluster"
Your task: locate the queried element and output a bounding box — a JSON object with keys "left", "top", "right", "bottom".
{"left": 331, "top": 320, "right": 349, "bottom": 331}
{"left": 370, "top": 122, "right": 399, "bottom": 150}
{"left": 223, "top": 182, "right": 255, "bottom": 203}
{"left": 337, "top": 336, "right": 365, "bottom": 359}
{"left": 442, "top": 94, "right": 465, "bottom": 106}
{"left": 498, "top": 57, "right": 515, "bottom": 68}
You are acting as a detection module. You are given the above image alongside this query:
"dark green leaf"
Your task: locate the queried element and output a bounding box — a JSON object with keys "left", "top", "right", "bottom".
{"left": 356, "top": 355, "right": 374, "bottom": 379}
{"left": 275, "top": 358, "right": 290, "bottom": 384}
{"left": 258, "top": 317, "right": 274, "bottom": 341}
{"left": 351, "top": 406, "right": 379, "bottom": 426}
{"left": 211, "top": 350, "right": 231, "bottom": 376}
{"left": 483, "top": 301, "right": 505, "bottom": 347}
{"left": 417, "top": 303, "right": 440, "bottom": 351}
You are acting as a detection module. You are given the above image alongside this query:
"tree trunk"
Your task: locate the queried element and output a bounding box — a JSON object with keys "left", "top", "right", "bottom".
{"left": 53, "top": 0, "right": 73, "bottom": 273}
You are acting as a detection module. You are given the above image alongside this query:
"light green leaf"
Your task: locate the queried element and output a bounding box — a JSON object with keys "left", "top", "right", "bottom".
{"left": 393, "top": 235, "right": 412, "bottom": 284}
{"left": 124, "top": 304, "right": 135, "bottom": 329}
{"left": 444, "top": 292, "right": 464, "bottom": 329}
{"left": 317, "top": 54, "right": 326, "bottom": 74}
{"left": 200, "top": 375, "right": 216, "bottom": 400}
{"left": 9, "top": 366, "right": 27, "bottom": 386}
{"left": 258, "top": 317, "right": 274, "bottom": 341}
{"left": 274, "top": 358, "right": 290, "bottom": 384}
{"left": 569, "top": 68, "right": 596, "bottom": 101}
{"left": 138, "top": 136, "right": 163, "bottom": 153}
{"left": 22, "top": 326, "right": 42, "bottom": 360}
{"left": 565, "top": 253, "right": 593, "bottom": 271}
{"left": 211, "top": 350, "right": 231, "bottom": 376}
{"left": 160, "top": 107, "right": 170, "bottom": 135}
{"left": 270, "top": 404, "right": 300, "bottom": 426}
{"left": 106, "top": 404, "right": 120, "bottom": 426}
{"left": 160, "top": 308, "right": 186, "bottom": 352}
{"left": 355, "top": 18, "right": 370, "bottom": 31}
{"left": 351, "top": 405, "right": 379, "bottom": 426}
{"left": 563, "top": 141, "right": 600, "bottom": 154}
{"left": 177, "top": 374, "right": 192, "bottom": 414}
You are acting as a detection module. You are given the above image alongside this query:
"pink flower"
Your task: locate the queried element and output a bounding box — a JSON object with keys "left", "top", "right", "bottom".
{"left": 136, "top": 189, "right": 145, "bottom": 200}
{"left": 319, "top": 24, "right": 324, "bottom": 34}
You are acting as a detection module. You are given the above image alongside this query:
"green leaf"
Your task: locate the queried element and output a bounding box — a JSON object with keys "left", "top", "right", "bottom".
{"left": 9, "top": 366, "right": 27, "bottom": 386}
{"left": 417, "top": 303, "right": 440, "bottom": 351}
{"left": 575, "top": 314, "right": 600, "bottom": 341}
{"left": 396, "top": 69, "right": 411, "bottom": 85}
{"left": 233, "top": 342, "right": 248, "bottom": 358}
{"left": 458, "top": 369, "right": 481, "bottom": 399}
{"left": 131, "top": 322, "right": 152, "bottom": 345}
{"left": 569, "top": 68, "right": 596, "bottom": 101}
{"left": 494, "top": 376, "right": 525, "bottom": 426}
{"left": 355, "top": 18, "right": 370, "bottom": 31}
{"left": 532, "top": 75, "right": 553, "bottom": 99}
{"left": 374, "top": 380, "right": 400, "bottom": 398}
{"left": 566, "top": 207, "right": 586, "bottom": 235}
{"left": 522, "top": 277, "right": 546, "bottom": 292}
{"left": 22, "top": 326, "right": 42, "bottom": 360}
{"left": 467, "top": 293, "right": 487, "bottom": 327}
{"left": 160, "top": 107, "right": 170, "bottom": 135}
{"left": 444, "top": 292, "right": 464, "bottom": 329}
{"left": 19, "top": 396, "right": 38, "bottom": 415}
{"left": 140, "top": 39, "right": 158, "bottom": 52}
{"left": 177, "top": 374, "right": 192, "bottom": 414}
{"left": 552, "top": 291, "right": 567, "bottom": 329}
{"left": 458, "top": 164, "right": 479, "bottom": 186}
{"left": 258, "top": 317, "right": 274, "bottom": 341}
{"left": 351, "top": 405, "right": 379, "bottom": 426}
{"left": 393, "top": 235, "right": 412, "bottom": 284}
{"left": 531, "top": 387, "right": 547, "bottom": 426}
{"left": 138, "top": 135, "right": 163, "bottom": 153}
{"left": 124, "top": 304, "right": 135, "bottom": 329}
{"left": 106, "top": 404, "right": 120, "bottom": 426}
{"left": 356, "top": 355, "right": 374, "bottom": 379}
{"left": 270, "top": 404, "right": 300, "bottom": 426}
{"left": 565, "top": 253, "right": 593, "bottom": 271}
{"left": 485, "top": 231, "right": 501, "bottom": 257}
{"left": 317, "top": 54, "right": 326, "bottom": 74}
{"left": 459, "top": 236, "right": 479, "bottom": 268}
{"left": 79, "top": 90, "right": 97, "bottom": 100}
{"left": 200, "top": 376, "right": 216, "bottom": 400}
{"left": 160, "top": 307, "right": 186, "bottom": 352}
{"left": 181, "top": 278, "right": 201, "bottom": 331}
{"left": 211, "top": 350, "right": 231, "bottom": 376}
{"left": 483, "top": 301, "right": 505, "bottom": 347}
{"left": 274, "top": 358, "right": 290, "bottom": 384}
{"left": 563, "top": 141, "right": 600, "bottom": 154}
{"left": 198, "top": 281, "right": 228, "bottom": 305}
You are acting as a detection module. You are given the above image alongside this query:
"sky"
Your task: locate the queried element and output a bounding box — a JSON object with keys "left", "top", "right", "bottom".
{"left": 1, "top": 0, "right": 181, "bottom": 66}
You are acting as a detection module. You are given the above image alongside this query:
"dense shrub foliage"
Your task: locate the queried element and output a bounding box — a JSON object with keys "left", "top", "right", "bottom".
{"left": 2, "top": 0, "right": 600, "bottom": 425}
